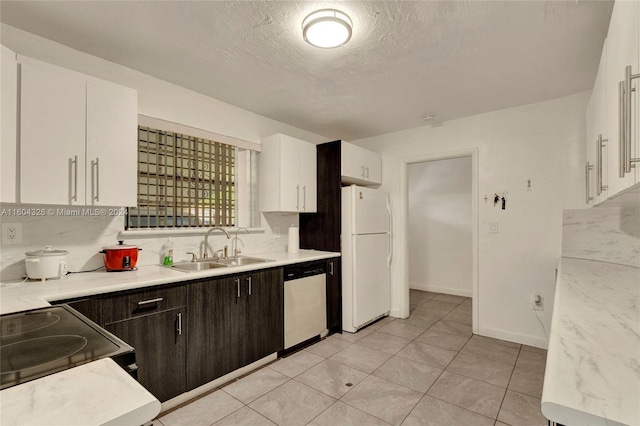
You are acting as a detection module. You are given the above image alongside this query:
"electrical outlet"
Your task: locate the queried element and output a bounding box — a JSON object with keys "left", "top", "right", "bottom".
{"left": 489, "top": 221, "right": 499, "bottom": 234}
{"left": 532, "top": 294, "right": 544, "bottom": 311}
{"left": 273, "top": 227, "right": 281, "bottom": 239}
{"left": 2, "top": 223, "right": 22, "bottom": 245}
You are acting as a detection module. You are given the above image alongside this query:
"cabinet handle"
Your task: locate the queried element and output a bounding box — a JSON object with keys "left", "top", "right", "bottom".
{"left": 361, "top": 166, "right": 365, "bottom": 177}
{"left": 303, "top": 185, "right": 306, "bottom": 211}
{"left": 585, "top": 162, "right": 594, "bottom": 204}
{"left": 176, "top": 312, "right": 182, "bottom": 335}
{"left": 247, "top": 276, "right": 252, "bottom": 296}
{"left": 596, "top": 135, "right": 608, "bottom": 196}
{"left": 296, "top": 185, "right": 300, "bottom": 210}
{"left": 624, "top": 66, "right": 640, "bottom": 173}
{"left": 92, "top": 157, "right": 100, "bottom": 201}
{"left": 236, "top": 278, "right": 241, "bottom": 298}
{"left": 365, "top": 167, "right": 369, "bottom": 178}
{"left": 137, "top": 297, "right": 163, "bottom": 306}
{"left": 329, "top": 261, "right": 334, "bottom": 276}
{"left": 71, "top": 155, "right": 78, "bottom": 202}
{"left": 619, "top": 81, "right": 626, "bottom": 178}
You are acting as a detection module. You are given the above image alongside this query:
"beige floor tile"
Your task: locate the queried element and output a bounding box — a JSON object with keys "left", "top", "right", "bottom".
{"left": 213, "top": 406, "right": 276, "bottom": 426}
{"left": 222, "top": 368, "right": 289, "bottom": 404}
{"left": 446, "top": 351, "right": 514, "bottom": 387}
{"left": 432, "top": 294, "right": 467, "bottom": 304}
{"left": 521, "top": 345, "right": 548, "bottom": 355}
{"left": 442, "top": 310, "right": 472, "bottom": 325}
{"left": 248, "top": 380, "right": 335, "bottom": 426}
{"left": 373, "top": 355, "right": 442, "bottom": 393}
{"left": 295, "top": 359, "right": 368, "bottom": 398}
{"left": 416, "top": 329, "right": 469, "bottom": 351}
{"left": 367, "top": 316, "right": 397, "bottom": 330}
{"left": 460, "top": 298, "right": 472, "bottom": 306}
{"left": 508, "top": 367, "right": 544, "bottom": 398}
{"left": 427, "top": 371, "right": 506, "bottom": 419}
{"left": 309, "top": 401, "right": 391, "bottom": 426}
{"left": 423, "top": 299, "right": 460, "bottom": 312}
{"left": 396, "top": 341, "right": 457, "bottom": 369}
{"left": 305, "top": 336, "right": 353, "bottom": 358}
{"left": 461, "top": 337, "right": 520, "bottom": 366}
{"left": 411, "top": 306, "right": 449, "bottom": 321}
{"left": 332, "top": 327, "right": 375, "bottom": 343}
{"left": 357, "top": 331, "right": 412, "bottom": 355}
{"left": 515, "top": 350, "right": 547, "bottom": 373}
{"left": 497, "top": 390, "right": 547, "bottom": 426}
{"left": 402, "top": 395, "right": 495, "bottom": 426}
{"left": 451, "top": 304, "right": 472, "bottom": 315}
{"left": 329, "top": 343, "right": 393, "bottom": 373}
{"left": 268, "top": 350, "right": 324, "bottom": 378}
{"left": 399, "top": 315, "right": 441, "bottom": 330}
{"left": 378, "top": 321, "right": 426, "bottom": 340}
{"left": 159, "top": 389, "right": 243, "bottom": 426}
{"left": 469, "top": 335, "right": 521, "bottom": 349}
{"left": 342, "top": 375, "right": 423, "bottom": 425}
{"left": 429, "top": 320, "right": 473, "bottom": 338}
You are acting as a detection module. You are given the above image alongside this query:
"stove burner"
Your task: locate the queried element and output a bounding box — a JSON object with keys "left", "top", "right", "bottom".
{"left": 0, "top": 313, "right": 61, "bottom": 337}
{"left": 1, "top": 335, "right": 88, "bottom": 374}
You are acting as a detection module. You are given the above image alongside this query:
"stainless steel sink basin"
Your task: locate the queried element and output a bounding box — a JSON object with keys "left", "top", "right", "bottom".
{"left": 171, "top": 261, "right": 229, "bottom": 272}
{"left": 215, "top": 256, "right": 273, "bottom": 266}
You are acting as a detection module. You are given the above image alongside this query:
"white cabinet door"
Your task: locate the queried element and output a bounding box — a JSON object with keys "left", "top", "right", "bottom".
{"left": 298, "top": 140, "right": 317, "bottom": 213}
{"left": 606, "top": 0, "right": 639, "bottom": 196}
{"left": 341, "top": 141, "right": 382, "bottom": 185}
{"left": 20, "top": 62, "right": 86, "bottom": 205}
{"left": 86, "top": 79, "right": 138, "bottom": 206}
{"left": 586, "top": 42, "right": 609, "bottom": 206}
{"left": 352, "top": 233, "right": 391, "bottom": 329}
{"left": 1, "top": 45, "right": 18, "bottom": 203}
{"left": 278, "top": 135, "right": 301, "bottom": 212}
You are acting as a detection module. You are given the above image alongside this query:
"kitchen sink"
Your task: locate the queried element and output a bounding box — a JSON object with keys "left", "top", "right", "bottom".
{"left": 216, "top": 256, "right": 273, "bottom": 266}
{"left": 171, "top": 261, "right": 229, "bottom": 272}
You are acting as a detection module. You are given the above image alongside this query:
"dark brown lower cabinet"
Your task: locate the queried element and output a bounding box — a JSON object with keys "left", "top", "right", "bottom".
{"left": 326, "top": 257, "right": 342, "bottom": 333}
{"left": 105, "top": 308, "right": 186, "bottom": 402}
{"left": 186, "top": 268, "right": 283, "bottom": 391}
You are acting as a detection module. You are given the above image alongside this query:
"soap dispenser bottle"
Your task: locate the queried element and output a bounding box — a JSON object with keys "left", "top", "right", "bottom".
{"left": 162, "top": 237, "right": 174, "bottom": 266}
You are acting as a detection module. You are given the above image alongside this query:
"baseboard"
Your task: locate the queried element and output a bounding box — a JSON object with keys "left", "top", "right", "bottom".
{"left": 478, "top": 326, "right": 549, "bottom": 349}
{"left": 410, "top": 283, "right": 472, "bottom": 298}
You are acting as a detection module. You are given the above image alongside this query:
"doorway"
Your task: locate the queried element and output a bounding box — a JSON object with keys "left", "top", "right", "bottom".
{"left": 400, "top": 148, "right": 479, "bottom": 333}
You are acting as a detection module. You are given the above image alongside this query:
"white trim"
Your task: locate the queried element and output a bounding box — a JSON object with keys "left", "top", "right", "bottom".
{"left": 478, "top": 326, "right": 548, "bottom": 350}
{"left": 119, "top": 227, "right": 265, "bottom": 239}
{"left": 410, "top": 283, "right": 472, "bottom": 298}
{"left": 400, "top": 147, "right": 479, "bottom": 334}
{"left": 138, "top": 114, "right": 262, "bottom": 152}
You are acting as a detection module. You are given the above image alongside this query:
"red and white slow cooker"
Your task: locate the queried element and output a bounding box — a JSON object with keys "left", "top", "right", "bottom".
{"left": 100, "top": 241, "right": 141, "bottom": 271}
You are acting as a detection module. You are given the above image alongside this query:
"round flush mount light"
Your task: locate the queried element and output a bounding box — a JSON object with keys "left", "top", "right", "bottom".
{"left": 302, "top": 9, "right": 353, "bottom": 48}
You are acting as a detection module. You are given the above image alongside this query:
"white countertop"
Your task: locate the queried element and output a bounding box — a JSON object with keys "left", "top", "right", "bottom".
{"left": 0, "top": 249, "right": 340, "bottom": 315}
{"left": 541, "top": 257, "right": 640, "bottom": 426}
{"left": 0, "top": 358, "right": 160, "bottom": 426}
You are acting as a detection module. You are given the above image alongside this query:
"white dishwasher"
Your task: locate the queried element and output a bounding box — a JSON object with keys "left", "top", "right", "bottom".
{"left": 283, "top": 261, "right": 327, "bottom": 349}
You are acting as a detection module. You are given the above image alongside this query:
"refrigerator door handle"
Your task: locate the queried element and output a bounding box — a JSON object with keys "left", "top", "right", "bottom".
{"left": 387, "top": 197, "right": 393, "bottom": 267}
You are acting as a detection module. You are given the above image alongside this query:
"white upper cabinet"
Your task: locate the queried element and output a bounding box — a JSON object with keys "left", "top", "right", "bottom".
{"left": 18, "top": 56, "right": 138, "bottom": 206}
{"left": 1, "top": 45, "right": 18, "bottom": 203}
{"left": 341, "top": 141, "right": 382, "bottom": 185}
{"left": 585, "top": 43, "right": 609, "bottom": 206}
{"left": 605, "top": 0, "right": 639, "bottom": 196}
{"left": 259, "top": 134, "right": 317, "bottom": 213}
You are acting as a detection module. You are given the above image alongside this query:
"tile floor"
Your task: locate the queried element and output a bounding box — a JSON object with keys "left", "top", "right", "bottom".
{"left": 153, "top": 290, "right": 548, "bottom": 426}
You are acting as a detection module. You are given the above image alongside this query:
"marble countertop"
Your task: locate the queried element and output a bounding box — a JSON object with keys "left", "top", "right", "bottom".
{"left": 541, "top": 257, "right": 640, "bottom": 426}
{"left": 0, "top": 249, "right": 340, "bottom": 315}
{"left": 0, "top": 358, "right": 160, "bottom": 426}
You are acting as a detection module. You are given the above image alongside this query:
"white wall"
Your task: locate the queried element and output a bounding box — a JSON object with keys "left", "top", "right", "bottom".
{"left": 353, "top": 92, "right": 588, "bottom": 348}
{"left": 0, "top": 25, "right": 328, "bottom": 281}
{"left": 408, "top": 157, "right": 472, "bottom": 297}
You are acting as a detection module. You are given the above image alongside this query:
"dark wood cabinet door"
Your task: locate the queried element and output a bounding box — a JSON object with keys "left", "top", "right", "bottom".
{"left": 105, "top": 308, "right": 186, "bottom": 402}
{"left": 326, "top": 257, "right": 342, "bottom": 333}
{"left": 244, "top": 268, "right": 284, "bottom": 365}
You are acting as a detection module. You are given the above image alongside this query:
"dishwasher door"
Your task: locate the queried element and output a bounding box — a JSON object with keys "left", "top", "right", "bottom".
{"left": 284, "top": 273, "right": 327, "bottom": 349}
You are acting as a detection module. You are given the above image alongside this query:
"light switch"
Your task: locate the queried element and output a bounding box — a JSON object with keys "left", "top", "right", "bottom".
{"left": 489, "top": 221, "right": 499, "bottom": 234}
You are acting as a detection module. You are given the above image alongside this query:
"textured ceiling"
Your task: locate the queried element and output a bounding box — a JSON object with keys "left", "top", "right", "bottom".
{"left": 0, "top": 1, "right": 613, "bottom": 141}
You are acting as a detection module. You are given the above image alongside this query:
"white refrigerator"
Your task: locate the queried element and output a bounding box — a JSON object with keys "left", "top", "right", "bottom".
{"left": 342, "top": 184, "right": 392, "bottom": 333}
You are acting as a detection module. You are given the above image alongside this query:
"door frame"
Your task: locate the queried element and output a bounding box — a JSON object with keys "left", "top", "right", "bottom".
{"left": 399, "top": 147, "right": 479, "bottom": 334}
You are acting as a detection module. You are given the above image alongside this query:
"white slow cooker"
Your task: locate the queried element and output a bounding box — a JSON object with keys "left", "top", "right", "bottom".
{"left": 25, "top": 246, "right": 69, "bottom": 281}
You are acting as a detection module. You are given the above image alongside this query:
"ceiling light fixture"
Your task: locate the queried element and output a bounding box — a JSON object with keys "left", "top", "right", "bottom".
{"left": 302, "top": 9, "right": 352, "bottom": 49}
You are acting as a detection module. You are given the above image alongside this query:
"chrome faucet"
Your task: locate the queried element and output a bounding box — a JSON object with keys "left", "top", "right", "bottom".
{"left": 232, "top": 227, "right": 249, "bottom": 258}
{"left": 203, "top": 227, "right": 230, "bottom": 259}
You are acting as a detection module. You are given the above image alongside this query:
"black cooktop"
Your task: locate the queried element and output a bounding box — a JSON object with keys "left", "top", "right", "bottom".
{"left": 0, "top": 305, "right": 134, "bottom": 390}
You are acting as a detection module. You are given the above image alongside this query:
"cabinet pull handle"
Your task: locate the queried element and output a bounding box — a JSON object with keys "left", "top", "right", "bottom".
{"left": 94, "top": 158, "right": 100, "bottom": 202}
{"left": 236, "top": 278, "right": 241, "bottom": 298}
{"left": 624, "top": 66, "right": 640, "bottom": 173}
{"left": 296, "top": 185, "right": 300, "bottom": 210}
{"left": 365, "top": 167, "right": 369, "bottom": 178}
{"left": 247, "top": 276, "right": 252, "bottom": 296}
{"left": 361, "top": 166, "right": 365, "bottom": 177}
{"left": 596, "top": 135, "right": 608, "bottom": 196}
{"left": 176, "top": 312, "right": 182, "bottom": 335}
{"left": 303, "top": 185, "right": 306, "bottom": 211}
{"left": 137, "top": 297, "right": 163, "bottom": 306}
{"left": 619, "top": 81, "right": 626, "bottom": 178}
{"left": 71, "top": 155, "right": 78, "bottom": 202}
{"left": 585, "top": 162, "right": 594, "bottom": 204}
{"left": 329, "top": 261, "right": 334, "bottom": 276}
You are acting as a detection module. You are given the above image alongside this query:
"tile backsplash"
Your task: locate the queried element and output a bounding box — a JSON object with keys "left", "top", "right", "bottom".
{"left": 0, "top": 204, "right": 297, "bottom": 281}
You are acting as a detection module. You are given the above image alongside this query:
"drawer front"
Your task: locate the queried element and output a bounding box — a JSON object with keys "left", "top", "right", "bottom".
{"left": 103, "top": 284, "right": 186, "bottom": 324}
